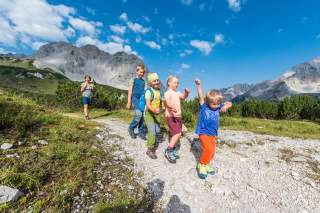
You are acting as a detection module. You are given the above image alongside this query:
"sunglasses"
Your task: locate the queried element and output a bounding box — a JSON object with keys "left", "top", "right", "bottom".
{"left": 152, "top": 79, "right": 160, "bottom": 83}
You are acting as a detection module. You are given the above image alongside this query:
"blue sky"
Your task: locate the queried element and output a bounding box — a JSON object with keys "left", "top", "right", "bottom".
{"left": 1, "top": 0, "right": 320, "bottom": 93}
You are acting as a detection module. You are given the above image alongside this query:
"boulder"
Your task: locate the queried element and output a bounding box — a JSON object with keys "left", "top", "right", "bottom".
{"left": 0, "top": 185, "right": 23, "bottom": 203}
{"left": 0, "top": 143, "right": 13, "bottom": 150}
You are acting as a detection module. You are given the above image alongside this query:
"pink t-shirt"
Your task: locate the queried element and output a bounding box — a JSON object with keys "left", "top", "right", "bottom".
{"left": 165, "top": 89, "right": 183, "bottom": 117}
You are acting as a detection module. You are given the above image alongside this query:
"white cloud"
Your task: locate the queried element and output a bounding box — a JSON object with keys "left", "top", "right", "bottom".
{"left": 0, "top": 0, "right": 103, "bottom": 50}
{"left": 179, "top": 49, "right": 192, "bottom": 57}
{"left": 109, "top": 35, "right": 127, "bottom": 44}
{"left": 69, "top": 18, "right": 97, "bottom": 36}
{"left": 143, "top": 16, "right": 151, "bottom": 22}
{"left": 165, "top": 17, "right": 175, "bottom": 27}
{"left": 0, "top": 16, "right": 17, "bottom": 46}
{"left": 190, "top": 40, "right": 212, "bottom": 55}
{"left": 181, "top": 63, "right": 190, "bottom": 69}
{"left": 214, "top": 33, "right": 224, "bottom": 44}
{"left": 110, "top": 24, "right": 126, "bottom": 35}
{"left": 227, "top": 0, "right": 241, "bottom": 12}
{"left": 31, "top": 41, "right": 47, "bottom": 50}
{"left": 52, "top": 4, "right": 76, "bottom": 17}
{"left": 0, "top": 47, "right": 8, "bottom": 54}
{"left": 119, "top": 13, "right": 128, "bottom": 22}
{"left": 180, "top": 0, "right": 193, "bottom": 6}
{"left": 144, "top": 41, "right": 161, "bottom": 50}
{"left": 127, "top": 21, "right": 150, "bottom": 34}
{"left": 85, "top": 7, "right": 95, "bottom": 15}
{"left": 75, "top": 36, "right": 136, "bottom": 55}
{"left": 0, "top": 0, "right": 73, "bottom": 42}
{"left": 135, "top": 37, "right": 142, "bottom": 43}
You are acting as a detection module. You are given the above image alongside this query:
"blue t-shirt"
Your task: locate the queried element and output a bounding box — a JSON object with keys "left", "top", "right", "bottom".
{"left": 195, "top": 103, "right": 224, "bottom": 136}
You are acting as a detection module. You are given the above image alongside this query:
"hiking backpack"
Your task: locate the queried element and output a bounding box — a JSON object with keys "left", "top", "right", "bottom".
{"left": 138, "top": 87, "right": 163, "bottom": 112}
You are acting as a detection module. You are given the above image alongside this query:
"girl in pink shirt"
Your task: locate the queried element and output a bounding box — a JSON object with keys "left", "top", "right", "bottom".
{"left": 164, "top": 75, "right": 190, "bottom": 163}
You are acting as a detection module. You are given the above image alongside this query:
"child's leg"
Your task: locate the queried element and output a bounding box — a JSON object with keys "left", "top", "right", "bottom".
{"left": 138, "top": 113, "right": 145, "bottom": 137}
{"left": 199, "top": 135, "right": 215, "bottom": 165}
{"left": 145, "top": 111, "right": 156, "bottom": 149}
{"left": 166, "top": 117, "right": 182, "bottom": 149}
{"left": 129, "top": 109, "right": 143, "bottom": 130}
{"left": 209, "top": 137, "right": 217, "bottom": 162}
{"left": 84, "top": 104, "right": 88, "bottom": 117}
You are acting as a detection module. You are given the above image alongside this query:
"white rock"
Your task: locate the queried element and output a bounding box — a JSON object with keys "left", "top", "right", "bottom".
{"left": 1, "top": 143, "right": 13, "bottom": 150}
{"left": 38, "top": 140, "right": 48, "bottom": 145}
{"left": 96, "top": 134, "right": 104, "bottom": 140}
{"left": 6, "top": 154, "right": 20, "bottom": 158}
{"left": 0, "top": 185, "right": 23, "bottom": 203}
{"left": 31, "top": 145, "right": 37, "bottom": 149}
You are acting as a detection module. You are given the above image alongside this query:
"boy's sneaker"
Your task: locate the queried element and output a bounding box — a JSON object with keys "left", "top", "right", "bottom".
{"left": 146, "top": 148, "right": 157, "bottom": 159}
{"left": 164, "top": 148, "right": 176, "bottom": 163}
{"left": 128, "top": 128, "right": 137, "bottom": 139}
{"left": 205, "top": 164, "right": 216, "bottom": 176}
{"left": 139, "top": 134, "right": 147, "bottom": 141}
{"left": 197, "top": 163, "right": 208, "bottom": 179}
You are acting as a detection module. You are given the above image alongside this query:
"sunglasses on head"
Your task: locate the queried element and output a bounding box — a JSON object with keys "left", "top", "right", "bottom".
{"left": 152, "top": 79, "right": 159, "bottom": 83}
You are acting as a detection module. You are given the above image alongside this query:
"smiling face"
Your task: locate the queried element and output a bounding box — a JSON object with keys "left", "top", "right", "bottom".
{"left": 84, "top": 75, "right": 91, "bottom": 83}
{"left": 168, "top": 76, "right": 179, "bottom": 91}
{"left": 150, "top": 79, "right": 160, "bottom": 89}
{"left": 136, "top": 65, "right": 145, "bottom": 78}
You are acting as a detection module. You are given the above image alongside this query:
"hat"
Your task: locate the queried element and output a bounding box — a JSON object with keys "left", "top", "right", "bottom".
{"left": 147, "top": 73, "right": 159, "bottom": 84}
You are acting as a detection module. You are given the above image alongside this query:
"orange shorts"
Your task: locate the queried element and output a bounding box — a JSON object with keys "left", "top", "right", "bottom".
{"left": 199, "top": 134, "right": 217, "bottom": 164}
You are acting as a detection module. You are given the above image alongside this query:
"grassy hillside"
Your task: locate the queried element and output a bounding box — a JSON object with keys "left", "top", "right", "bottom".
{"left": 0, "top": 89, "right": 153, "bottom": 212}
{"left": 0, "top": 56, "right": 127, "bottom": 111}
{"left": 0, "top": 57, "right": 68, "bottom": 95}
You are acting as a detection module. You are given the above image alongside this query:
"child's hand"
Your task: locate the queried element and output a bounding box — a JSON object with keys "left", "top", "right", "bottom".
{"left": 195, "top": 79, "right": 201, "bottom": 86}
{"left": 184, "top": 88, "right": 190, "bottom": 94}
{"left": 126, "top": 103, "right": 131, "bottom": 110}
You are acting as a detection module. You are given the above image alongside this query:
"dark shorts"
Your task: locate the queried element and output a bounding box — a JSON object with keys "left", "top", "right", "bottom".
{"left": 166, "top": 117, "right": 182, "bottom": 136}
{"left": 82, "top": 96, "right": 91, "bottom": 105}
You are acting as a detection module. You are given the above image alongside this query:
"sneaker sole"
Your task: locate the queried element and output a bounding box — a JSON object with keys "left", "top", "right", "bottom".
{"left": 164, "top": 151, "right": 176, "bottom": 163}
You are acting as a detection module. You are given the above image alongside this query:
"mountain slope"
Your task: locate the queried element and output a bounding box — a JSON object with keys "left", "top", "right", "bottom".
{"left": 33, "top": 42, "right": 144, "bottom": 90}
{"left": 233, "top": 57, "right": 320, "bottom": 101}
{"left": 0, "top": 56, "right": 68, "bottom": 95}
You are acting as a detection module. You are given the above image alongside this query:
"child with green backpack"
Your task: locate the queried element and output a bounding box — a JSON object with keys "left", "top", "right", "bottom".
{"left": 143, "top": 72, "right": 163, "bottom": 159}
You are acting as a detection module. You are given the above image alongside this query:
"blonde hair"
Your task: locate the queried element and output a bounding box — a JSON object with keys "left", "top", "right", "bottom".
{"left": 206, "top": 89, "right": 223, "bottom": 105}
{"left": 137, "top": 64, "right": 146, "bottom": 72}
{"left": 166, "top": 75, "right": 178, "bottom": 87}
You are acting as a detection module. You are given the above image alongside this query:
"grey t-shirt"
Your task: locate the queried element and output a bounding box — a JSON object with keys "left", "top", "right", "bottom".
{"left": 81, "top": 82, "right": 94, "bottom": 98}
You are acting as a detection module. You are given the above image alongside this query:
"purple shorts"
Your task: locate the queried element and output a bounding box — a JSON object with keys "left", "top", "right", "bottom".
{"left": 166, "top": 117, "right": 182, "bottom": 136}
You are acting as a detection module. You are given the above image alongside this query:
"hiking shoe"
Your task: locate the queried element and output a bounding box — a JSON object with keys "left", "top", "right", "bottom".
{"left": 197, "top": 163, "right": 208, "bottom": 179}
{"left": 173, "top": 148, "right": 180, "bottom": 159}
{"left": 128, "top": 128, "right": 137, "bottom": 139}
{"left": 139, "top": 134, "right": 147, "bottom": 141}
{"left": 164, "top": 148, "right": 176, "bottom": 163}
{"left": 205, "top": 164, "right": 216, "bottom": 176}
{"left": 146, "top": 149, "right": 157, "bottom": 159}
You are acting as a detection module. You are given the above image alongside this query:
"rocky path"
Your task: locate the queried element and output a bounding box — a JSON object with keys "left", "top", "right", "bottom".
{"left": 94, "top": 117, "right": 320, "bottom": 213}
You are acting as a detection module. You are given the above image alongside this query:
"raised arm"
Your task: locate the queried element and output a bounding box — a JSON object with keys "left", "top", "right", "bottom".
{"left": 195, "top": 79, "right": 205, "bottom": 105}
{"left": 80, "top": 82, "right": 87, "bottom": 92}
{"left": 180, "top": 88, "right": 190, "bottom": 101}
{"left": 220, "top": 101, "right": 233, "bottom": 113}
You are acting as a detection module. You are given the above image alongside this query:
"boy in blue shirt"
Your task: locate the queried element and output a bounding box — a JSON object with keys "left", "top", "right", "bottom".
{"left": 195, "top": 79, "right": 232, "bottom": 179}
{"left": 126, "top": 64, "right": 146, "bottom": 140}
